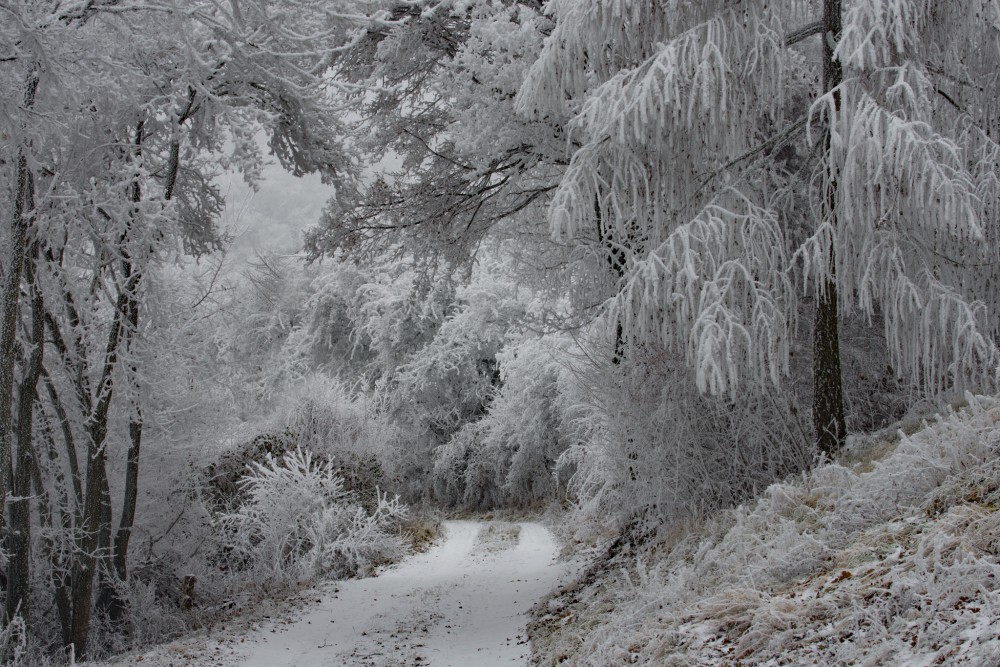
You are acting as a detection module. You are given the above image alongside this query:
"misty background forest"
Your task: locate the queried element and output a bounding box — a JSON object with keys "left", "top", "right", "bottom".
{"left": 2, "top": 0, "right": 1000, "bottom": 664}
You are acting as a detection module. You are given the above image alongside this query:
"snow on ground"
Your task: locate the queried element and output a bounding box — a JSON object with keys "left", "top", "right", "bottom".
{"left": 94, "top": 520, "right": 566, "bottom": 667}
{"left": 530, "top": 395, "right": 1000, "bottom": 666}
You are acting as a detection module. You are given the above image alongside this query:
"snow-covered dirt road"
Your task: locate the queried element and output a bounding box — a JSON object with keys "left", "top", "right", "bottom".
{"left": 99, "top": 520, "right": 565, "bottom": 667}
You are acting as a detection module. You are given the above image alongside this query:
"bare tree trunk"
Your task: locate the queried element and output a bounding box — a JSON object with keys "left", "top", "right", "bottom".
{"left": 0, "top": 69, "right": 39, "bottom": 558}
{"left": 813, "top": 0, "right": 847, "bottom": 456}
{"left": 68, "top": 298, "right": 127, "bottom": 659}
{"left": 105, "top": 340, "right": 141, "bottom": 625}
{"left": 5, "top": 234, "right": 45, "bottom": 625}
{"left": 596, "top": 197, "right": 628, "bottom": 365}
{"left": 32, "top": 406, "right": 74, "bottom": 648}
{"left": 100, "top": 115, "right": 186, "bottom": 624}
{"left": 41, "top": 367, "right": 83, "bottom": 509}
{"left": 99, "top": 120, "right": 151, "bottom": 625}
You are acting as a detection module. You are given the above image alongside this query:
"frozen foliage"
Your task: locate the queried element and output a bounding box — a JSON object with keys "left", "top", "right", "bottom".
{"left": 614, "top": 194, "right": 795, "bottom": 398}
{"left": 393, "top": 278, "right": 521, "bottom": 435}
{"left": 558, "top": 345, "right": 813, "bottom": 533}
{"left": 311, "top": 0, "right": 560, "bottom": 269}
{"left": 215, "top": 447, "right": 408, "bottom": 585}
{"left": 531, "top": 395, "right": 1000, "bottom": 665}
{"left": 517, "top": 0, "right": 1000, "bottom": 399}
{"left": 431, "top": 333, "right": 577, "bottom": 508}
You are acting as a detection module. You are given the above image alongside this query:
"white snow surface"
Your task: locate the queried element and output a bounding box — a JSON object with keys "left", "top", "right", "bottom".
{"left": 95, "top": 520, "right": 566, "bottom": 667}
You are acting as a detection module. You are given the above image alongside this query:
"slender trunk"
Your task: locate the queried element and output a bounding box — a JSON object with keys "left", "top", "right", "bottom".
{"left": 813, "top": 0, "right": 847, "bottom": 456}
{"left": 596, "top": 197, "right": 627, "bottom": 364}
{"left": 0, "top": 69, "right": 39, "bottom": 551}
{"left": 99, "top": 120, "right": 150, "bottom": 624}
{"left": 41, "top": 367, "right": 83, "bottom": 509}
{"left": 113, "top": 416, "right": 141, "bottom": 584}
{"left": 32, "top": 406, "right": 74, "bottom": 648}
{"left": 68, "top": 295, "right": 127, "bottom": 659}
{"left": 814, "top": 276, "right": 846, "bottom": 455}
{"left": 5, "top": 234, "right": 45, "bottom": 625}
{"left": 101, "top": 114, "right": 187, "bottom": 623}
{"left": 68, "top": 436, "right": 108, "bottom": 659}
{"left": 105, "top": 332, "right": 141, "bottom": 625}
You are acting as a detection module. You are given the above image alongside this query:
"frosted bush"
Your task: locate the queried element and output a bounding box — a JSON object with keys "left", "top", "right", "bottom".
{"left": 216, "top": 448, "right": 408, "bottom": 585}
{"left": 0, "top": 616, "right": 28, "bottom": 666}
{"left": 561, "top": 346, "right": 813, "bottom": 532}
{"left": 825, "top": 397, "right": 999, "bottom": 535}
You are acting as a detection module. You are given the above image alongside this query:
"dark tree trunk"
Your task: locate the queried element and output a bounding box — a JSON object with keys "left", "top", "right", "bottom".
{"left": 813, "top": 0, "right": 847, "bottom": 456}
{"left": 32, "top": 407, "right": 74, "bottom": 648}
{"left": 99, "top": 120, "right": 155, "bottom": 625}
{"left": 68, "top": 395, "right": 116, "bottom": 660}
{"left": 814, "top": 277, "right": 846, "bottom": 455}
{"left": 596, "top": 197, "right": 628, "bottom": 364}
{"left": 99, "top": 121, "right": 187, "bottom": 625}
{"left": 105, "top": 386, "right": 141, "bottom": 624}
{"left": 6, "top": 233, "right": 45, "bottom": 625}
{"left": 0, "top": 69, "right": 39, "bottom": 555}
{"left": 68, "top": 294, "right": 127, "bottom": 659}
{"left": 41, "top": 368, "right": 83, "bottom": 508}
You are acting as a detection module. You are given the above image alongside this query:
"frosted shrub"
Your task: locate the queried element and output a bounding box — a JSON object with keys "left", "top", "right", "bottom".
{"left": 0, "top": 616, "right": 28, "bottom": 666}
{"left": 562, "top": 346, "right": 813, "bottom": 533}
{"left": 207, "top": 377, "right": 403, "bottom": 509}
{"left": 216, "top": 448, "right": 408, "bottom": 585}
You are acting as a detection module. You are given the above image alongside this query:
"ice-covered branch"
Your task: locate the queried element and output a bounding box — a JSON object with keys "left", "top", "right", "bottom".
{"left": 613, "top": 194, "right": 794, "bottom": 398}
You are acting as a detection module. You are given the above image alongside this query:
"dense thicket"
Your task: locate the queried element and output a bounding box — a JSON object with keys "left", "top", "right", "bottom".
{"left": 0, "top": 0, "right": 365, "bottom": 659}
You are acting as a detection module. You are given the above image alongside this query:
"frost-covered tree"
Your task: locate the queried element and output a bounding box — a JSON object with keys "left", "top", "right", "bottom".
{"left": 0, "top": 0, "right": 387, "bottom": 657}
{"left": 307, "top": 0, "right": 564, "bottom": 271}
{"left": 432, "top": 332, "right": 577, "bottom": 508}
{"left": 515, "top": 0, "right": 1000, "bottom": 454}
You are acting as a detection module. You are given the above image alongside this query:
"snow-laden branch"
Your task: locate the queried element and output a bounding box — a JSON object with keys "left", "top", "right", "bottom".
{"left": 613, "top": 193, "right": 794, "bottom": 398}
{"left": 574, "top": 7, "right": 787, "bottom": 147}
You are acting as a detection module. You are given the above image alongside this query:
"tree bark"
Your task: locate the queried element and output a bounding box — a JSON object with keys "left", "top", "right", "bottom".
{"left": 5, "top": 235, "right": 45, "bottom": 625}
{"left": 100, "top": 117, "right": 185, "bottom": 624}
{"left": 99, "top": 120, "right": 155, "bottom": 625}
{"left": 0, "top": 69, "right": 39, "bottom": 556}
{"left": 67, "top": 361, "right": 119, "bottom": 659}
{"left": 596, "top": 197, "right": 628, "bottom": 364}
{"left": 813, "top": 0, "right": 847, "bottom": 456}
{"left": 32, "top": 406, "right": 74, "bottom": 648}
{"left": 68, "top": 285, "right": 129, "bottom": 659}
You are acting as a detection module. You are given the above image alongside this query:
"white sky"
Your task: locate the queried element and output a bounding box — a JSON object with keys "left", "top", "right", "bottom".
{"left": 219, "top": 165, "right": 334, "bottom": 257}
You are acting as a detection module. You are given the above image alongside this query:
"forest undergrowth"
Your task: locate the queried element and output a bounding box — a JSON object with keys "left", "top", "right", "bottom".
{"left": 529, "top": 395, "right": 1000, "bottom": 666}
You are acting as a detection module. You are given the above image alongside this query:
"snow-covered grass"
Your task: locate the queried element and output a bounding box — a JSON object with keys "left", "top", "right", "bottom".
{"left": 530, "top": 394, "right": 1000, "bottom": 665}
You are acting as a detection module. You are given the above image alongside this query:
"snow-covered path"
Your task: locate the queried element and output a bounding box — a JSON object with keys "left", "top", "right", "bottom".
{"left": 101, "top": 520, "right": 565, "bottom": 667}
